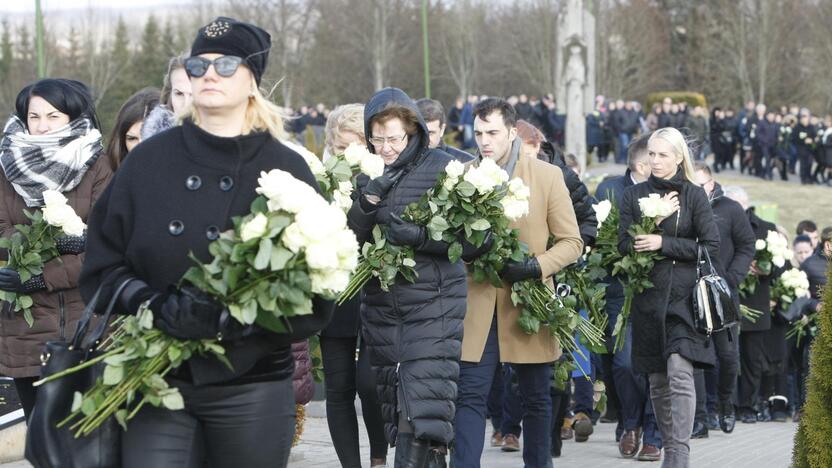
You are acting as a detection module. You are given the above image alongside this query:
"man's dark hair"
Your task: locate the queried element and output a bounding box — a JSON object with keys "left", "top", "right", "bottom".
{"left": 627, "top": 132, "right": 651, "bottom": 170}
{"left": 693, "top": 161, "right": 712, "bottom": 176}
{"left": 796, "top": 220, "right": 818, "bottom": 236}
{"left": 416, "top": 98, "right": 445, "bottom": 126}
{"left": 473, "top": 98, "right": 517, "bottom": 128}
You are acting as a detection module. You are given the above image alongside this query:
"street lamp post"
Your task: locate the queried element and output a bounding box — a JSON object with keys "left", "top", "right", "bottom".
{"left": 35, "top": 0, "right": 45, "bottom": 78}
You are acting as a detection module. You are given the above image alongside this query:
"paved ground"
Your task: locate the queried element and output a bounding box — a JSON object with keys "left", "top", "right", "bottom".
{"left": 1, "top": 399, "right": 796, "bottom": 467}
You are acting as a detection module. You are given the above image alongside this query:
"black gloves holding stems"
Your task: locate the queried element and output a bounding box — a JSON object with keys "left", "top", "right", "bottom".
{"left": 360, "top": 174, "right": 395, "bottom": 212}
{"left": 0, "top": 268, "right": 46, "bottom": 294}
{"left": 500, "top": 258, "right": 542, "bottom": 283}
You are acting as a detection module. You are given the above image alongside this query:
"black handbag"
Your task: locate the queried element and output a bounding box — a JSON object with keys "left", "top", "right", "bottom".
{"left": 692, "top": 246, "right": 738, "bottom": 336}
{"left": 25, "top": 279, "right": 133, "bottom": 468}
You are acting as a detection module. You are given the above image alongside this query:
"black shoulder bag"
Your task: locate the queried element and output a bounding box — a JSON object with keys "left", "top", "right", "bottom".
{"left": 692, "top": 246, "right": 738, "bottom": 336}
{"left": 25, "top": 279, "right": 133, "bottom": 468}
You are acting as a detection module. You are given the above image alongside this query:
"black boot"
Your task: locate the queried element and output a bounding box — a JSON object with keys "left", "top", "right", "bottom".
{"left": 719, "top": 401, "right": 736, "bottom": 433}
{"left": 395, "top": 433, "right": 430, "bottom": 468}
{"left": 426, "top": 446, "right": 447, "bottom": 468}
{"left": 690, "top": 421, "right": 709, "bottom": 439}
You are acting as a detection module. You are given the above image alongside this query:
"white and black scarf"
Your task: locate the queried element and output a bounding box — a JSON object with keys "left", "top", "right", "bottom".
{"left": 0, "top": 114, "right": 103, "bottom": 207}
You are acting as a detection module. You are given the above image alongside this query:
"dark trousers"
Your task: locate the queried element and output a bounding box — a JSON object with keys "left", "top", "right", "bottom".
{"left": 499, "top": 365, "right": 523, "bottom": 437}
{"left": 608, "top": 305, "right": 661, "bottom": 447}
{"left": 738, "top": 331, "right": 767, "bottom": 414}
{"left": 487, "top": 364, "right": 504, "bottom": 433}
{"left": 122, "top": 377, "right": 295, "bottom": 468}
{"left": 453, "top": 316, "right": 553, "bottom": 468}
{"left": 616, "top": 133, "right": 632, "bottom": 164}
{"left": 320, "top": 335, "right": 388, "bottom": 465}
{"left": 13, "top": 376, "right": 37, "bottom": 421}
{"left": 798, "top": 148, "right": 814, "bottom": 183}
{"left": 694, "top": 325, "right": 738, "bottom": 421}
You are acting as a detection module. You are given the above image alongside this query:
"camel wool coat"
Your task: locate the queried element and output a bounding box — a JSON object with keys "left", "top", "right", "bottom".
{"left": 461, "top": 155, "right": 583, "bottom": 364}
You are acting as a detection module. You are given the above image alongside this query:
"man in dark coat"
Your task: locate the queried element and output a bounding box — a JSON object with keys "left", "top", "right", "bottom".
{"left": 595, "top": 133, "right": 663, "bottom": 461}
{"left": 416, "top": 98, "right": 475, "bottom": 163}
{"left": 347, "top": 88, "right": 469, "bottom": 463}
{"left": 586, "top": 110, "right": 606, "bottom": 163}
{"left": 691, "top": 164, "right": 756, "bottom": 437}
{"left": 613, "top": 101, "right": 639, "bottom": 164}
{"left": 514, "top": 94, "right": 534, "bottom": 122}
{"left": 726, "top": 187, "right": 780, "bottom": 424}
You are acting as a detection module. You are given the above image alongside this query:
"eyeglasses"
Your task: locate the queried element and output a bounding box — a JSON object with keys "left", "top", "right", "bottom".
{"left": 369, "top": 134, "right": 407, "bottom": 147}
{"left": 184, "top": 55, "right": 244, "bottom": 78}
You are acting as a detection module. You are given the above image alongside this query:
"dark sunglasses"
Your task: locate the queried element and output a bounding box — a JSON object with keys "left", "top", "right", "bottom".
{"left": 184, "top": 55, "right": 244, "bottom": 78}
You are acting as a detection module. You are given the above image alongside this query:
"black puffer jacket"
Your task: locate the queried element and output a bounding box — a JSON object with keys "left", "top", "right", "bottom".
{"left": 708, "top": 184, "right": 756, "bottom": 305}
{"left": 619, "top": 172, "right": 720, "bottom": 374}
{"left": 538, "top": 141, "right": 597, "bottom": 247}
{"left": 347, "top": 88, "right": 466, "bottom": 445}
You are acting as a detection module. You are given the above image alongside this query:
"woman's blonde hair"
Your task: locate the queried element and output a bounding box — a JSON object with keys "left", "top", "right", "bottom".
{"left": 184, "top": 74, "right": 289, "bottom": 140}
{"left": 649, "top": 127, "right": 697, "bottom": 184}
{"left": 325, "top": 103, "right": 365, "bottom": 153}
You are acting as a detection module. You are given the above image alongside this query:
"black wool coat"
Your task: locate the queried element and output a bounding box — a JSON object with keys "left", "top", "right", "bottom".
{"left": 80, "top": 120, "right": 334, "bottom": 386}
{"left": 739, "top": 209, "right": 779, "bottom": 332}
{"left": 619, "top": 172, "right": 720, "bottom": 374}
{"left": 708, "top": 184, "right": 756, "bottom": 304}
{"left": 347, "top": 88, "right": 466, "bottom": 445}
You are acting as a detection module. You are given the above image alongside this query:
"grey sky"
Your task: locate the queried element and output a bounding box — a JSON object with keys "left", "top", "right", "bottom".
{"left": 2, "top": 0, "right": 190, "bottom": 14}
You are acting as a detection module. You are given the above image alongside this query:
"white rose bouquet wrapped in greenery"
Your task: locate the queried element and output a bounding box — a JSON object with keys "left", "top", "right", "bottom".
{"left": 36, "top": 169, "right": 359, "bottom": 436}
{"left": 0, "top": 190, "right": 85, "bottom": 326}
{"left": 739, "top": 230, "right": 792, "bottom": 297}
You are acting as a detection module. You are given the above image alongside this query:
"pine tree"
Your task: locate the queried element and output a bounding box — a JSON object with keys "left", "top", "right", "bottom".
{"left": 133, "top": 15, "right": 167, "bottom": 88}
{"left": 792, "top": 267, "right": 832, "bottom": 467}
{"left": 0, "top": 20, "right": 12, "bottom": 81}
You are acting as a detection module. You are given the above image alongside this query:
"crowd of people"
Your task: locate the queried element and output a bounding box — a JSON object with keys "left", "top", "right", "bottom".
{"left": 0, "top": 15, "right": 829, "bottom": 468}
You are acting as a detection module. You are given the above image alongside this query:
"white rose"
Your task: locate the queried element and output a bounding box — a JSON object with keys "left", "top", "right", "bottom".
{"left": 464, "top": 167, "right": 496, "bottom": 194}
{"left": 61, "top": 216, "right": 86, "bottom": 237}
{"left": 334, "top": 229, "right": 359, "bottom": 271}
{"left": 305, "top": 242, "right": 340, "bottom": 270}
{"left": 795, "top": 288, "right": 809, "bottom": 298}
{"left": 258, "top": 170, "right": 320, "bottom": 213}
{"left": 443, "top": 176, "right": 458, "bottom": 192}
{"left": 343, "top": 142, "right": 370, "bottom": 166}
{"left": 310, "top": 270, "right": 351, "bottom": 295}
{"left": 281, "top": 223, "right": 308, "bottom": 253}
{"left": 755, "top": 239, "right": 766, "bottom": 250}
{"left": 295, "top": 202, "right": 347, "bottom": 242}
{"left": 507, "top": 178, "right": 530, "bottom": 200}
{"left": 359, "top": 153, "right": 385, "bottom": 179}
{"left": 240, "top": 213, "right": 269, "bottom": 242}
{"left": 445, "top": 160, "right": 465, "bottom": 179}
{"left": 592, "top": 200, "right": 612, "bottom": 225}
{"left": 332, "top": 189, "right": 353, "bottom": 212}
{"left": 42, "top": 203, "right": 76, "bottom": 228}
{"left": 478, "top": 158, "right": 509, "bottom": 186}
{"left": 501, "top": 197, "right": 529, "bottom": 221}
{"left": 42, "top": 190, "right": 68, "bottom": 208}
{"left": 772, "top": 255, "right": 785, "bottom": 268}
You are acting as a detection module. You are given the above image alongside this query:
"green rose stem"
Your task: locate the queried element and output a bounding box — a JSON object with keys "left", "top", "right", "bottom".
{"left": 613, "top": 289, "right": 634, "bottom": 352}
{"left": 337, "top": 260, "right": 373, "bottom": 305}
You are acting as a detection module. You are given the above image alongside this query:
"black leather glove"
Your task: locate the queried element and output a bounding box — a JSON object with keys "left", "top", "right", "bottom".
{"left": 386, "top": 213, "right": 426, "bottom": 247}
{"left": 55, "top": 234, "right": 86, "bottom": 255}
{"left": 152, "top": 286, "right": 227, "bottom": 340}
{"left": 500, "top": 258, "right": 542, "bottom": 283}
{"left": 461, "top": 230, "right": 494, "bottom": 262}
{"left": 0, "top": 269, "right": 45, "bottom": 294}
{"left": 360, "top": 175, "right": 395, "bottom": 212}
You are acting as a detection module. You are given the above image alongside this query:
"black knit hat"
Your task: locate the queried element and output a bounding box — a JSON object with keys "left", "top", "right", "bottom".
{"left": 190, "top": 17, "right": 271, "bottom": 85}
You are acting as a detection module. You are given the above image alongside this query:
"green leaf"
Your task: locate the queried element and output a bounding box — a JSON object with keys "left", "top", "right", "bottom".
{"left": 456, "top": 181, "right": 476, "bottom": 197}
{"left": 103, "top": 364, "right": 124, "bottom": 386}
{"left": 270, "top": 246, "right": 293, "bottom": 271}
{"left": 71, "top": 391, "right": 83, "bottom": 412}
{"left": 161, "top": 391, "right": 185, "bottom": 410}
{"left": 250, "top": 196, "right": 268, "bottom": 214}
{"left": 428, "top": 216, "right": 450, "bottom": 235}
{"left": 114, "top": 409, "right": 129, "bottom": 431}
{"left": 81, "top": 396, "right": 96, "bottom": 416}
{"left": 242, "top": 300, "right": 258, "bottom": 324}
{"left": 253, "top": 238, "right": 273, "bottom": 270}
{"left": 448, "top": 242, "right": 463, "bottom": 263}
{"left": 470, "top": 218, "right": 491, "bottom": 231}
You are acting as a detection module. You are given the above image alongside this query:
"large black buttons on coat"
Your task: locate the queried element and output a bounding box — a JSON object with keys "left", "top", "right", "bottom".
{"left": 206, "top": 225, "right": 220, "bottom": 240}
{"left": 219, "top": 176, "right": 234, "bottom": 192}
{"left": 186, "top": 175, "right": 202, "bottom": 191}
{"left": 168, "top": 220, "right": 185, "bottom": 236}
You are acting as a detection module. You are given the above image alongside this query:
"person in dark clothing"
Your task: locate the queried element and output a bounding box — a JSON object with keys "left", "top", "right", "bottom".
{"left": 596, "top": 133, "right": 663, "bottom": 461}
{"left": 347, "top": 88, "right": 472, "bottom": 467}
{"left": 516, "top": 121, "right": 596, "bottom": 248}
{"left": 657, "top": 97, "right": 673, "bottom": 129}
{"left": 416, "top": 98, "right": 475, "bottom": 163}
{"left": 709, "top": 108, "right": 730, "bottom": 172}
{"left": 514, "top": 94, "right": 534, "bottom": 122}
{"left": 320, "top": 104, "right": 389, "bottom": 468}
{"left": 691, "top": 163, "right": 756, "bottom": 438}
{"left": 752, "top": 109, "right": 778, "bottom": 179}
{"left": 586, "top": 110, "right": 606, "bottom": 163}
{"left": 614, "top": 101, "right": 639, "bottom": 164}
{"left": 793, "top": 111, "right": 818, "bottom": 184}
{"left": 78, "top": 18, "right": 337, "bottom": 468}
{"left": 447, "top": 97, "right": 465, "bottom": 147}
{"left": 729, "top": 197, "right": 780, "bottom": 424}
{"left": 618, "top": 127, "right": 719, "bottom": 468}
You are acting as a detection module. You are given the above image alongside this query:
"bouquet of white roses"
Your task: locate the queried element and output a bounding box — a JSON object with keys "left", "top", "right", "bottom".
{"left": 339, "top": 158, "right": 528, "bottom": 301}
{"left": 739, "top": 230, "right": 792, "bottom": 297}
{"left": 0, "top": 190, "right": 85, "bottom": 326}
{"left": 286, "top": 140, "right": 384, "bottom": 212}
{"left": 772, "top": 268, "right": 811, "bottom": 309}
{"left": 610, "top": 193, "right": 676, "bottom": 351}
{"left": 36, "top": 169, "right": 359, "bottom": 436}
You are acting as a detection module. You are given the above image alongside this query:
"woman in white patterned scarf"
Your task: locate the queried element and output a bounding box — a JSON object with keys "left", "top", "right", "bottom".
{"left": 0, "top": 78, "right": 113, "bottom": 419}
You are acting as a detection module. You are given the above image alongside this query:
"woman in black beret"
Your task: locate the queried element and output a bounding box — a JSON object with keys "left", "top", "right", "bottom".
{"left": 80, "top": 17, "right": 333, "bottom": 468}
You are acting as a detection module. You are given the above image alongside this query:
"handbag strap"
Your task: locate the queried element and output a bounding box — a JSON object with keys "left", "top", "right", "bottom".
{"left": 71, "top": 278, "right": 134, "bottom": 353}
{"left": 696, "top": 244, "right": 719, "bottom": 277}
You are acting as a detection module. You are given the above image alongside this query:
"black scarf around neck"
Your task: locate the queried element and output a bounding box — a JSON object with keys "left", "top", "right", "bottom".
{"left": 648, "top": 168, "right": 686, "bottom": 193}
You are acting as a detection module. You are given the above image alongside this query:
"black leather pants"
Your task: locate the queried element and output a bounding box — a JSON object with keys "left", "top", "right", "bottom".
{"left": 122, "top": 377, "right": 295, "bottom": 468}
